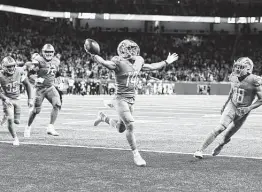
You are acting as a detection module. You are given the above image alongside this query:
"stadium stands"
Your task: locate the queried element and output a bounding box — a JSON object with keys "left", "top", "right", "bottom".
{"left": 2, "top": 0, "right": 262, "bottom": 17}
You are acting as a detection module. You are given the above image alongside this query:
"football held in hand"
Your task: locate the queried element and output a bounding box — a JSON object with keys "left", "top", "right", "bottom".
{"left": 84, "top": 39, "right": 100, "bottom": 54}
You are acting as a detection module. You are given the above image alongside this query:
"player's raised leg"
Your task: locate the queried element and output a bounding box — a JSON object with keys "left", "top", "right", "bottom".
{"left": 94, "top": 111, "right": 126, "bottom": 133}
{"left": 45, "top": 86, "right": 61, "bottom": 136}
{"left": 4, "top": 102, "right": 19, "bottom": 145}
{"left": 212, "top": 114, "right": 248, "bottom": 156}
{"left": 194, "top": 102, "right": 235, "bottom": 159}
{"left": 116, "top": 99, "right": 146, "bottom": 167}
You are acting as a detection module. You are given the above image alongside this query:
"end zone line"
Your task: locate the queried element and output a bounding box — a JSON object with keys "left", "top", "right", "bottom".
{"left": 0, "top": 140, "right": 262, "bottom": 160}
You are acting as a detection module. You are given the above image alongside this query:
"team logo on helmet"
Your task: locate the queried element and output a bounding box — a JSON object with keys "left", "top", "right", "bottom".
{"left": 117, "top": 40, "right": 140, "bottom": 59}
{"left": 233, "top": 57, "right": 254, "bottom": 77}
{"left": 42, "top": 44, "right": 55, "bottom": 61}
{"left": 1, "top": 56, "right": 16, "bottom": 75}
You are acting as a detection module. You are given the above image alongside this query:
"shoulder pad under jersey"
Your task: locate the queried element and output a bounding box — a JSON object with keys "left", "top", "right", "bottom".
{"left": 52, "top": 57, "right": 60, "bottom": 65}
{"left": 229, "top": 73, "right": 238, "bottom": 83}
{"left": 33, "top": 54, "right": 43, "bottom": 63}
{"left": 252, "top": 75, "right": 262, "bottom": 87}
{"left": 16, "top": 67, "right": 25, "bottom": 74}
{"left": 16, "top": 67, "right": 26, "bottom": 82}
{"left": 111, "top": 56, "right": 121, "bottom": 65}
{"left": 134, "top": 56, "right": 144, "bottom": 64}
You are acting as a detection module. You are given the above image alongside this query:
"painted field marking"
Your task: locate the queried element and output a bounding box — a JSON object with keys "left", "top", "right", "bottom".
{"left": 0, "top": 141, "right": 262, "bottom": 160}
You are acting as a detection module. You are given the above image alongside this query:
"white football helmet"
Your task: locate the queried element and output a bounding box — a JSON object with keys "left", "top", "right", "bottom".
{"left": 117, "top": 39, "right": 140, "bottom": 59}
{"left": 232, "top": 57, "right": 254, "bottom": 77}
{"left": 42, "top": 44, "right": 55, "bottom": 61}
{"left": 1, "top": 56, "right": 16, "bottom": 75}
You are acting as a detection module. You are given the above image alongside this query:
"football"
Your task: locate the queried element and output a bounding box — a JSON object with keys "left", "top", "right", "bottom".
{"left": 84, "top": 38, "right": 100, "bottom": 54}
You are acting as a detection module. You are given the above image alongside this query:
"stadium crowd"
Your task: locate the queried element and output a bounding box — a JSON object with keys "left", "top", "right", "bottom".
{"left": 1, "top": 12, "right": 262, "bottom": 95}
{"left": 3, "top": 0, "right": 262, "bottom": 17}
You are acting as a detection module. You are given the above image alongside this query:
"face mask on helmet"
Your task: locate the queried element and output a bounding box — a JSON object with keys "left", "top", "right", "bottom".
{"left": 117, "top": 40, "right": 140, "bottom": 59}
{"left": 42, "top": 44, "right": 55, "bottom": 61}
{"left": 1, "top": 56, "right": 16, "bottom": 75}
{"left": 232, "top": 57, "right": 253, "bottom": 77}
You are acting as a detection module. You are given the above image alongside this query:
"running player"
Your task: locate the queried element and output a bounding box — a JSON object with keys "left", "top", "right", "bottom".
{"left": 87, "top": 39, "right": 178, "bottom": 166}
{"left": 24, "top": 44, "right": 61, "bottom": 137}
{"left": 194, "top": 57, "right": 262, "bottom": 159}
{"left": 0, "top": 56, "right": 33, "bottom": 145}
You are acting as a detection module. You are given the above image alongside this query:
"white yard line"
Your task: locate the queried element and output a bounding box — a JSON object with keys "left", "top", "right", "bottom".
{"left": 0, "top": 140, "right": 261, "bottom": 160}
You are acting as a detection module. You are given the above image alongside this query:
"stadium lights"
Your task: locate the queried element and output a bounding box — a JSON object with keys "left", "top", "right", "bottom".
{"left": 0, "top": 4, "right": 262, "bottom": 24}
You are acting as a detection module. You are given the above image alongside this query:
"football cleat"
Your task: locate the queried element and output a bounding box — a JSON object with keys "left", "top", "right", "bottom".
{"left": 13, "top": 137, "right": 19, "bottom": 146}
{"left": 47, "top": 125, "right": 59, "bottom": 136}
{"left": 24, "top": 126, "right": 31, "bottom": 138}
{"left": 212, "top": 139, "right": 231, "bottom": 156}
{"left": 93, "top": 111, "right": 105, "bottom": 126}
{"left": 134, "top": 153, "right": 146, "bottom": 167}
{"left": 194, "top": 150, "right": 203, "bottom": 159}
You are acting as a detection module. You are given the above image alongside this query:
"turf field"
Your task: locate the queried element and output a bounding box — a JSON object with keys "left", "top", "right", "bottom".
{"left": 0, "top": 95, "right": 262, "bottom": 192}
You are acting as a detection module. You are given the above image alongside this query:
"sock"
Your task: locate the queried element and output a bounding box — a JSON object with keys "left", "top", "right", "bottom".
{"left": 132, "top": 149, "right": 139, "bottom": 156}
{"left": 199, "top": 131, "right": 219, "bottom": 151}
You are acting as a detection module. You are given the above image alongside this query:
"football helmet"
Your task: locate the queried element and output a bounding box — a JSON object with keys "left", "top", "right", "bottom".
{"left": 117, "top": 39, "right": 140, "bottom": 59}
{"left": 1, "top": 56, "right": 16, "bottom": 75}
{"left": 232, "top": 57, "right": 254, "bottom": 77}
{"left": 42, "top": 44, "right": 55, "bottom": 61}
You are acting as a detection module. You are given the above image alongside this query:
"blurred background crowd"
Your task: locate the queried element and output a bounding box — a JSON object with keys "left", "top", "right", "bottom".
{"left": 1, "top": 0, "right": 262, "bottom": 95}
{"left": 3, "top": 0, "right": 262, "bottom": 17}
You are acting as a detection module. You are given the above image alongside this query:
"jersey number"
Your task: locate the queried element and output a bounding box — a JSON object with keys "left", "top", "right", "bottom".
{"left": 6, "top": 81, "right": 19, "bottom": 93}
{"left": 47, "top": 64, "right": 56, "bottom": 75}
{"left": 126, "top": 72, "right": 138, "bottom": 87}
{"left": 233, "top": 87, "right": 245, "bottom": 103}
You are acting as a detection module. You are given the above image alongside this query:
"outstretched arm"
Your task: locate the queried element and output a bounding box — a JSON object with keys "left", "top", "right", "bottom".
{"left": 91, "top": 55, "right": 116, "bottom": 70}
{"left": 142, "top": 53, "right": 178, "bottom": 71}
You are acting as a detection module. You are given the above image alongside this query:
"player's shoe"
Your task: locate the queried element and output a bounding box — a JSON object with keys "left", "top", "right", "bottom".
{"left": 133, "top": 150, "right": 146, "bottom": 167}
{"left": 134, "top": 153, "right": 146, "bottom": 167}
{"left": 47, "top": 125, "right": 59, "bottom": 136}
{"left": 0, "top": 115, "right": 7, "bottom": 126}
{"left": 194, "top": 150, "right": 203, "bottom": 159}
{"left": 212, "top": 139, "right": 231, "bottom": 156}
{"left": 24, "top": 126, "right": 31, "bottom": 138}
{"left": 93, "top": 111, "right": 106, "bottom": 126}
{"left": 103, "top": 100, "right": 115, "bottom": 109}
{"left": 13, "top": 137, "right": 19, "bottom": 146}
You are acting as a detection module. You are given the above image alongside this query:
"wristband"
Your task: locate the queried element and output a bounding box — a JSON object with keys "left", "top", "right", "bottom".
{"left": 164, "top": 60, "right": 168, "bottom": 65}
